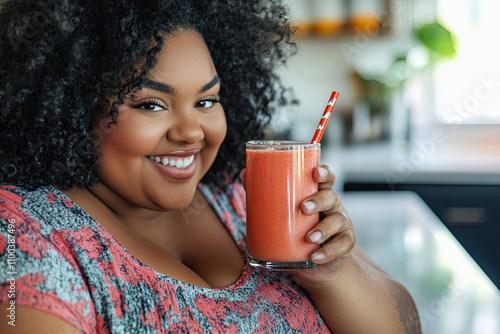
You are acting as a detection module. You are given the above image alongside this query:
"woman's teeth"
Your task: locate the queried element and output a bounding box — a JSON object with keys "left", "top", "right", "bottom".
{"left": 148, "top": 155, "right": 195, "bottom": 169}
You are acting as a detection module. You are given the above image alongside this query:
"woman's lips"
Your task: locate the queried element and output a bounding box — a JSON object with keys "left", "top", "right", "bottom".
{"left": 147, "top": 154, "right": 197, "bottom": 179}
{"left": 148, "top": 154, "right": 195, "bottom": 169}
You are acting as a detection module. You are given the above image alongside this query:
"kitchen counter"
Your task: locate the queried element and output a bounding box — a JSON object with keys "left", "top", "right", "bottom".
{"left": 323, "top": 140, "right": 500, "bottom": 288}
{"left": 342, "top": 191, "right": 500, "bottom": 334}
{"left": 323, "top": 141, "right": 500, "bottom": 186}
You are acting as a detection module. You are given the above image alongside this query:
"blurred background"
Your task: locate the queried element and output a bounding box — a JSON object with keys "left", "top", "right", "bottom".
{"left": 270, "top": 0, "right": 499, "bottom": 296}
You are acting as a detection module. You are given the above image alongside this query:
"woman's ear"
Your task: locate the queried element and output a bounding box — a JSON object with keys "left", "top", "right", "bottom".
{"left": 93, "top": 95, "right": 116, "bottom": 142}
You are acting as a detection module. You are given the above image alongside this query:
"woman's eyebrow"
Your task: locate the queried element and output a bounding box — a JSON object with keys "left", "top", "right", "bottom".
{"left": 141, "top": 78, "right": 177, "bottom": 95}
{"left": 139, "top": 75, "right": 220, "bottom": 96}
{"left": 198, "top": 75, "right": 221, "bottom": 95}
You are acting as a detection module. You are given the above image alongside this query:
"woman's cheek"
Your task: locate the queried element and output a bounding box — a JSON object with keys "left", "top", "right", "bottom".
{"left": 204, "top": 109, "right": 227, "bottom": 147}
{"left": 104, "top": 112, "right": 167, "bottom": 154}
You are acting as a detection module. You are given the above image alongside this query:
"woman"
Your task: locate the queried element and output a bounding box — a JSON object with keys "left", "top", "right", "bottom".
{"left": 0, "top": 0, "right": 420, "bottom": 333}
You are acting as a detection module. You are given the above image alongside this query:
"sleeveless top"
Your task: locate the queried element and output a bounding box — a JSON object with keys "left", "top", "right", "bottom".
{"left": 0, "top": 181, "right": 330, "bottom": 333}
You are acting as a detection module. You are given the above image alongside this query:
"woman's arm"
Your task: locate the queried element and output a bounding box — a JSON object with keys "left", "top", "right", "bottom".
{"left": 289, "top": 166, "right": 421, "bottom": 333}
{"left": 293, "top": 246, "right": 421, "bottom": 333}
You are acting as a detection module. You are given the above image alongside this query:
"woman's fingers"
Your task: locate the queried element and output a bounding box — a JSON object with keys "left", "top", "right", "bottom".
{"left": 300, "top": 165, "right": 336, "bottom": 215}
{"left": 315, "top": 165, "right": 335, "bottom": 190}
{"left": 300, "top": 170, "right": 356, "bottom": 265}
{"left": 307, "top": 210, "right": 350, "bottom": 244}
{"left": 301, "top": 188, "right": 341, "bottom": 216}
{"left": 310, "top": 227, "right": 355, "bottom": 264}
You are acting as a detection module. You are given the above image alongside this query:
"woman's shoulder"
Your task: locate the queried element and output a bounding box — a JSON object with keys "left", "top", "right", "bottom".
{"left": 0, "top": 183, "right": 74, "bottom": 207}
{"left": 0, "top": 184, "right": 98, "bottom": 333}
{"left": 0, "top": 183, "right": 41, "bottom": 204}
{"left": 0, "top": 183, "right": 92, "bottom": 233}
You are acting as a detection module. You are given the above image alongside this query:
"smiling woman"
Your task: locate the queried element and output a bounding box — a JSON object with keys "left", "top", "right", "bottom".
{"left": 0, "top": 0, "right": 420, "bottom": 333}
{"left": 91, "top": 29, "right": 227, "bottom": 212}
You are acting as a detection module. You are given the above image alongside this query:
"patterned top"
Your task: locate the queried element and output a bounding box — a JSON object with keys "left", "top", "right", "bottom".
{"left": 0, "top": 181, "right": 330, "bottom": 333}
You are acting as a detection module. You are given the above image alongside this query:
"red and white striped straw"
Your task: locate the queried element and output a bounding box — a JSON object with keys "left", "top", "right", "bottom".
{"left": 311, "top": 91, "right": 339, "bottom": 144}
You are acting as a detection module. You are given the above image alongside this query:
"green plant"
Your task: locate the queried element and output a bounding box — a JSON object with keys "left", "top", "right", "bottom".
{"left": 417, "top": 22, "right": 457, "bottom": 59}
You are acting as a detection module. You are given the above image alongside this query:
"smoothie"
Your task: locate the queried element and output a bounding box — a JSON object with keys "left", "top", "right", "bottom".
{"left": 246, "top": 141, "right": 320, "bottom": 267}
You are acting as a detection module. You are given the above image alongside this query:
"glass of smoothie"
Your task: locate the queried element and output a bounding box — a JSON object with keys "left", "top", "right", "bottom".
{"left": 245, "top": 140, "right": 321, "bottom": 270}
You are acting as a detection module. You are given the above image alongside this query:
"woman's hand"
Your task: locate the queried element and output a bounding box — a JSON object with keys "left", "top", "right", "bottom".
{"left": 241, "top": 165, "right": 356, "bottom": 286}
{"left": 288, "top": 165, "right": 356, "bottom": 288}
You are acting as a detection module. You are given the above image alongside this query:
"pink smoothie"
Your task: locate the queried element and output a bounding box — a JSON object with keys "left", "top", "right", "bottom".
{"left": 246, "top": 145, "right": 320, "bottom": 262}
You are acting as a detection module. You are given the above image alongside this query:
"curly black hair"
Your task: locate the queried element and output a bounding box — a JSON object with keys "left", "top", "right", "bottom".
{"left": 0, "top": 0, "right": 296, "bottom": 189}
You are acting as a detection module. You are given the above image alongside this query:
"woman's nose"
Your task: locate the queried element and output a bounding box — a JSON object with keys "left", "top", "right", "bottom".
{"left": 166, "top": 110, "right": 204, "bottom": 144}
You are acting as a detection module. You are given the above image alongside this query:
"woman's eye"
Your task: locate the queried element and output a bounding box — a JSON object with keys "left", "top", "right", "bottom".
{"left": 195, "top": 98, "right": 220, "bottom": 109}
{"left": 133, "top": 100, "right": 165, "bottom": 112}
{"left": 141, "top": 103, "right": 163, "bottom": 111}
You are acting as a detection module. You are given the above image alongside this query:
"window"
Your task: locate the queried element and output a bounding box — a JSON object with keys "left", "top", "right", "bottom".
{"left": 433, "top": 0, "right": 500, "bottom": 124}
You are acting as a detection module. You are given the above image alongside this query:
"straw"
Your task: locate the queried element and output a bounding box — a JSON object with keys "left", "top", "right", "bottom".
{"left": 311, "top": 91, "right": 339, "bottom": 144}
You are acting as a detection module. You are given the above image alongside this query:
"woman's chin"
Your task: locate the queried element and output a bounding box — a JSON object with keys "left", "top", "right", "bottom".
{"left": 156, "top": 190, "right": 199, "bottom": 213}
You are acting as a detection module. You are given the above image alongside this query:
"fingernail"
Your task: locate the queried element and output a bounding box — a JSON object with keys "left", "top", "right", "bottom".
{"left": 311, "top": 252, "right": 326, "bottom": 262}
{"left": 303, "top": 201, "right": 316, "bottom": 212}
{"left": 318, "top": 166, "right": 328, "bottom": 178}
{"left": 309, "top": 231, "right": 322, "bottom": 243}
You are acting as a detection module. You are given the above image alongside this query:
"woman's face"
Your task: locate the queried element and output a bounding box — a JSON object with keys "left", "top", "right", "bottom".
{"left": 95, "top": 29, "right": 226, "bottom": 211}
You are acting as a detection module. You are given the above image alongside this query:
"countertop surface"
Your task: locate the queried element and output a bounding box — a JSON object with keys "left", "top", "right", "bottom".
{"left": 341, "top": 191, "right": 500, "bottom": 334}
{"left": 323, "top": 141, "right": 500, "bottom": 185}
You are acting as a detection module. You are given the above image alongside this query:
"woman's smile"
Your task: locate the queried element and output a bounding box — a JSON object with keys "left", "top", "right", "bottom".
{"left": 147, "top": 150, "right": 198, "bottom": 179}
{"left": 148, "top": 154, "right": 196, "bottom": 169}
